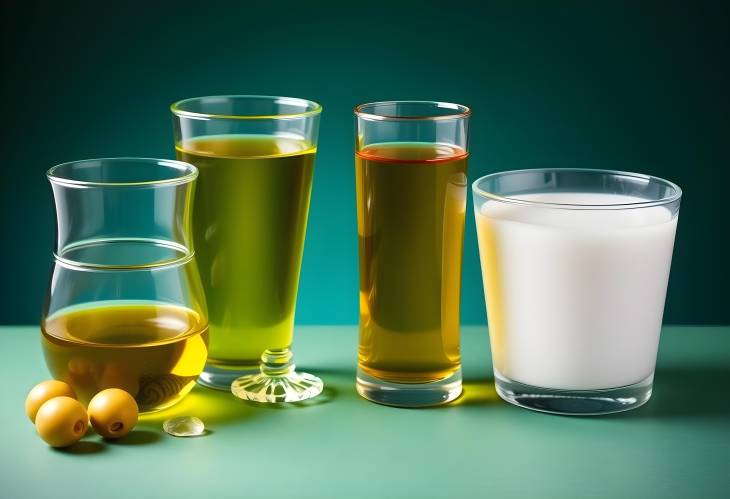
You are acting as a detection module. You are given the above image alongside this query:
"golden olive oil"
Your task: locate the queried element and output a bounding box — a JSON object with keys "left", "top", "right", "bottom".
{"left": 176, "top": 135, "right": 315, "bottom": 369}
{"left": 41, "top": 302, "right": 208, "bottom": 412}
{"left": 356, "top": 142, "right": 467, "bottom": 383}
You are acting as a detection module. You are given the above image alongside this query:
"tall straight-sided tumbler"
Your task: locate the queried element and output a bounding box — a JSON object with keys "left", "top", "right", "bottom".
{"left": 355, "top": 101, "right": 470, "bottom": 407}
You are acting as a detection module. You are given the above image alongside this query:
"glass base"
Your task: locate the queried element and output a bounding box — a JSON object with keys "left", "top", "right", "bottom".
{"left": 230, "top": 349, "right": 323, "bottom": 403}
{"left": 198, "top": 363, "right": 259, "bottom": 391}
{"left": 494, "top": 369, "right": 654, "bottom": 416}
{"left": 356, "top": 368, "right": 462, "bottom": 407}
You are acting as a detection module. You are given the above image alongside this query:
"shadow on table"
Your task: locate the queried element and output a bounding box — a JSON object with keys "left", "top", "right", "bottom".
{"left": 297, "top": 369, "right": 501, "bottom": 408}
{"left": 441, "top": 379, "right": 500, "bottom": 407}
{"left": 139, "top": 385, "right": 259, "bottom": 428}
{"left": 449, "top": 367, "right": 730, "bottom": 417}
{"left": 106, "top": 430, "right": 162, "bottom": 446}
{"left": 305, "top": 368, "right": 503, "bottom": 408}
{"left": 297, "top": 365, "right": 359, "bottom": 403}
{"left": 53, "top": 440, "right": 107, "bottom": 455}
{"left": 138, "top": 369, "right": 351, "bottom": 424}
{"left": 615, "top": 366, "right": 730, "bottom": 420}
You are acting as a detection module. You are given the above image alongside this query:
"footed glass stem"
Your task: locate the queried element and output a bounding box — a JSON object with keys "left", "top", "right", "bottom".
{"left": 230, "top": 349, "right": 323, "bottom": 403}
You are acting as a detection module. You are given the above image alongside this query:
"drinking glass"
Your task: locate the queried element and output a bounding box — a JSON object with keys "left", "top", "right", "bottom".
{"left": 355, "top": 101, "right": 470, "bottom": 407}
{"left": 473, "top": 169, "right": 681, "bottom": 415}
{"left": 171, "top": 95, "right": 323, "bottom": 403}
{"left": 43, "top": 158, "right": 208, "bottom": 413}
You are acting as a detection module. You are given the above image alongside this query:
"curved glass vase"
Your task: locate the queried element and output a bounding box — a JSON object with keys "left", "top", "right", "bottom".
{"left": 42, "top": 158, "right": 208, "bottom": 413}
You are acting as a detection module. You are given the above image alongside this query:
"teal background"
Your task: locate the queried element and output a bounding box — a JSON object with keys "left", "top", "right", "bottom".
{"left": 0, "top": 1, "right": 727, "bottom": 325}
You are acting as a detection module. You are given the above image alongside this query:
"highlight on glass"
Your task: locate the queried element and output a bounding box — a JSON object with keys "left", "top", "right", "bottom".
{"left": 354, "top": 101, "right": 470, "bottom": 407}
{"left": 473, "top": 168, "right": 681, "bottom": 415}
{"left": 43, "top": 158, "right": 208, "bottom": 413}
{"left": 171, "top": 95, "right": 323, "bottom": 403}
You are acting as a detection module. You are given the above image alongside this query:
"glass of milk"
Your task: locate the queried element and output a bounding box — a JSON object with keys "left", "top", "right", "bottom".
{"left": 472, "top": 169, "right": 681, "bottom": 415}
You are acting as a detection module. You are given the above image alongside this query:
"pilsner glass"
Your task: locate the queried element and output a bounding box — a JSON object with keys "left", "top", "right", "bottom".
{"left": 43, "top": 158, "right": 208, "bottom": 413}
{"left": 473, "top": 169, "right": 681, "bottom": 415}
{"left": 171, "top": 95, "right": 323, "bottom": 403}
{"left": 355, "top": 101, "right": 470, "bottom": 407}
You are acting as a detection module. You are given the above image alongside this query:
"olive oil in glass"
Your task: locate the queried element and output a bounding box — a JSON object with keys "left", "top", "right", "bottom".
{"left": 356, "top": 142, "right": 467, "bottom": 383}
{"left": 42, "top": 303, "right": 208, "bottom": 412}
{"left": 176, "top": 135, "right": 314, "bottom": 368}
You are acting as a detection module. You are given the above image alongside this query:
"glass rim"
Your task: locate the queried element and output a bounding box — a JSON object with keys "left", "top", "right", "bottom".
{"left": 170, "top": 94, "right": 323, "bottom": 120}
{"left": 47, "top": 158, "right": 198, "bottom": 188}
{"left": 354, "top": 100, "right": 471, "bottom": 121}
{"left": 472, "top": 168, "right": 682, "bottom": 210}
{"left": 53, "top": 244, "right": 195, "bottom": 272}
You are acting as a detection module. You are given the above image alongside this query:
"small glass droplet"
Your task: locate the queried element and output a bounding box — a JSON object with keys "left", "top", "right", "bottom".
{"left": 163, "top": 416, "right": 205, "bottom": 437}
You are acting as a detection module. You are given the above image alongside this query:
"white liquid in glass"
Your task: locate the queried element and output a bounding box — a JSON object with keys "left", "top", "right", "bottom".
{"left": 476, "top": 193, "right": 677, "bottom": 390}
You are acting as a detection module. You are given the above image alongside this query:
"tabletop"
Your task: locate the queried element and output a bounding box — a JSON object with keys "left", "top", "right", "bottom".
{"left": 1, "top": 325, "right": 728, "bottom": 499}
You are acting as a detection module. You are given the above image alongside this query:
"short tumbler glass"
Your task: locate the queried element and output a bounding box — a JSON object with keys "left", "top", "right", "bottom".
{"left": 472, "top": 168, "right": 681, "bottom": 415}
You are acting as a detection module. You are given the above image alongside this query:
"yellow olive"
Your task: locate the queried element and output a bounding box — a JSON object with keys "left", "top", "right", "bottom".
{"left": 88, "top": 388, "right": 138, "bottom": 439}
{"left": 35, "top": 396, "right": 88, "bottom": 448}
{"left": 25, "top": 380, "right": 77, "bottom": 422}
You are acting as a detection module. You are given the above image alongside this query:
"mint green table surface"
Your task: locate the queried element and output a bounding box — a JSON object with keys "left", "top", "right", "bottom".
{"left": 1, "top": 326, "right": 728, "bottom": 499}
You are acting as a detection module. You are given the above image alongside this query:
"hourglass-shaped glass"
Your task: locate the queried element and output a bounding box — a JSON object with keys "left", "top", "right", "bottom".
{"left": 41, "top": 158, "right": 208, "bottom": 413}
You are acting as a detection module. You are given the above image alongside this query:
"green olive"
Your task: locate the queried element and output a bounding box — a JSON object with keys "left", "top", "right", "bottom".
{"left": 88, "top": 388, "right": 138, "bottom": 439}
{"left": 25, "top": 380, "right": 77, "bottom": 423}
{"left": 35, "top": 396, "right": 88, "bottom": 448}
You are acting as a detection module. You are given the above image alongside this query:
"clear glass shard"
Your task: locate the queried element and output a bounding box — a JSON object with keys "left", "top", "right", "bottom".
{"left": 163, "top": 416, "right": 205, "bottom": 437}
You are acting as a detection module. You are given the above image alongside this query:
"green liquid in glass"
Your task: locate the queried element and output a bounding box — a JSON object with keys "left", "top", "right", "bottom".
{"left": 177, "top": 134, "right": 315, "bottom": 369}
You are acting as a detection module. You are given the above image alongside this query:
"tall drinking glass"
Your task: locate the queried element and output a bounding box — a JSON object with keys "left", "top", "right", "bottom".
{"left": 355, "top": 101, "right": 470, "bottom": 407}
{"left": 171, "top": 95, "right": 323, "bottom": 403}
{"left": 473, "top": 169, "right": 681, "bottom": 415}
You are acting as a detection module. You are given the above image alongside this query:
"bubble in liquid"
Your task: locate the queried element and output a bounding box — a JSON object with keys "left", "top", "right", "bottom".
{"left": 163, "top": 416, "right": 205, "bottom": 437}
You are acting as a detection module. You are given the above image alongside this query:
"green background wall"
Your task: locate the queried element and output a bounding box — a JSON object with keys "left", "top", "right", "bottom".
{"left": 1, "top": 1, "right": 727, "bottom": 325}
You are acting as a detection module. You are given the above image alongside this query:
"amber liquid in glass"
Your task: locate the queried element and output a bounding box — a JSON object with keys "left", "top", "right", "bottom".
{"left": 176, "top": 135, "right": 315, "bottom": 370}
{"left": 42, "top": 302, "right": 208, "bottom": 412}
{"left": 356, "top": 142, "right": 467, "bottom": 383}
